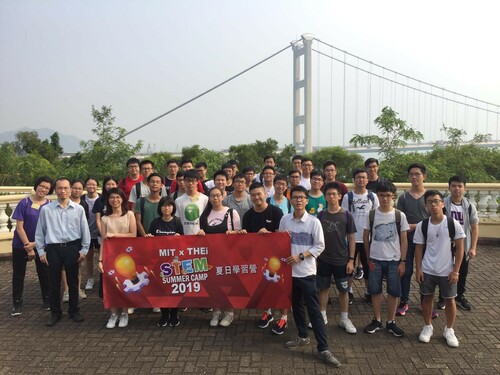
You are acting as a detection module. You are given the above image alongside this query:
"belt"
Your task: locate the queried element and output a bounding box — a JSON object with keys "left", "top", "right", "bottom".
{"left": 47, "top": 239, "right": 81, "bottom": 248}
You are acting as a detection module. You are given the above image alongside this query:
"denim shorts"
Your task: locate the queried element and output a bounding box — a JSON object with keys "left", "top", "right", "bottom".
{"left": 367, "top": 259, "right": 401, "bottom": 297}
{"left": 420, "top": 273, "right": 457, "bottom": 298}
{"left": 316, "top": 258, "right": 349, "bottom": 292}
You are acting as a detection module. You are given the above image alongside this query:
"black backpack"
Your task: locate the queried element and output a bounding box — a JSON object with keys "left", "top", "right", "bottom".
{"left": 421, "top": 217, "right": 456, "bottom": 257}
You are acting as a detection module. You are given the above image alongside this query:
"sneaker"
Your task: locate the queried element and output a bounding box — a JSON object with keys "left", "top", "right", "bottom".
{"left": 106, "top": 314, "right": 118, "bottom": 329}
{"left": 364, "top": 318, "right": 383, "bottom": 334}
{"left": 127, "top": 308, "right": 135, "bottom": 314}
{"left": 284, "top": 336, "right": 310, "bottom": 349}
{"left": 457, "top": 297, "right": 471, "bottom": 311}
{"left": 118, "top": 313, "right": 129, "bottom": 328}
{"left": 200, "top": 308, "right": 213, "bottom": 313}
{"left": 157, "top": 316, "right": 169, "bottom": 327}
{"left": 62, "top": 290, "right": 69, "bottom": 303}
{"left": 257, "top": 311, "right": 274, "bottom": 328}
{"left": 353, "top": 266, "right": 364, "bottom": 280}
{"left": 43, "top": 300, "right": 51, "bottom": 311}
{"left": 11, "top": 302, "right": 22, "bottom": 317}
{"left": 168, "top": 317, "right": 180, "bottom": 327}
{"left": 364, "top": 294, "right": 372, "bottom": 306}
{"left": 79, "top": 289, "right": 87, "bottom": 300}
{"left": 152, "top": 308, "right": 161, "bottom": 313}
{"left": 396, "top": 302, "right": 408, "bottom": 316}
{"left": 315, "top": 350, "right": 341, "bottom": 368}
{"left": 219, "top": 312, "right": 234, "bottom": 327}
{"left": 178, "top": 307, "right": 188, "bottom": 312}
{"left": 210, "top": 312, "right": 221, "bottom": 327}
{"left": 339, "top": 318, "right": 357, "bottom": 334}
{"left": 419, "top": 324, "right": 434, "bottom": 343}
{"left": 436, "top": 297, "right": 446, "bottom": 310}
{"left": 386, "top": 321, "right": 405, "bottom": 337}
{"left": 443, "top": 327, "right": 459, "bottom": 347}
{"left": 271, "top": 318, "right": 288, "bottom": 335}
{"left": 85, "top": 278, "right": 94, "bottom": 290}
{"left": 431, "top": 309, "right": 439, "bottom": 319}
{"left": 348, "top": 292, "right": 354, "bottom": 305}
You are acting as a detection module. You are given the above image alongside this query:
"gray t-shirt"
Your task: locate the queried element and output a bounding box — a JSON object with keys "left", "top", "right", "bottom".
{"left": 223, "top": 193, "right": 253, "bottom": 220}
{"left": 318, "top": 209, "right": 356, "bottom": 266}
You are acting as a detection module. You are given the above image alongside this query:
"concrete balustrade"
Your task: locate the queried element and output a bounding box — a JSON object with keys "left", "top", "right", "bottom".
{"left": 0, "top": 184, "right": 498, "bottom": 257}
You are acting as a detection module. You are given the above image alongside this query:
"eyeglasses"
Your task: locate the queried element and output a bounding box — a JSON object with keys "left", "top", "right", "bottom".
{"left": 311, "top": 177, "right": 323, "bottom": 182}
{"left": 291, "top": 196, "right": 307, "bottom": 201}
{"left": 210, "top": 194, "right": 222, "bottom": 199}
{"left": 426, "top": 199, "right": 443, "bottom": 205}
{"left": 37, "top": 185, "right": 51, "bottom": 191}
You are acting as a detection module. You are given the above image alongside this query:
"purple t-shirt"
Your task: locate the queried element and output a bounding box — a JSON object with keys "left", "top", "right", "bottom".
{"left": 12, "top": 196, "right": 50, "bottom": 249}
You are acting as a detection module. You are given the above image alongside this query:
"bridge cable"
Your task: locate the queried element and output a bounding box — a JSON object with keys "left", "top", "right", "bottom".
{"left": 124, "top": 44, "right": 293, "bottom": 137}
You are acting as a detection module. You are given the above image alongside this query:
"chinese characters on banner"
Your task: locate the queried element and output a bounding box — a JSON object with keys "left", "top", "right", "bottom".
{"left": 102, "top": 233, "right": 292, "bottom": 309}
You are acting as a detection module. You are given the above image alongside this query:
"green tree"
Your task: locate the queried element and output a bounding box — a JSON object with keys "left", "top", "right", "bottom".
{"left": 13, "top": 130, "right": 42, "bottom": 155}
{"left": 70, "top": 105, "right": 143, "bottom": 180}
{"left": 350, "top": 106, "right": 424, "bottom": 161}
{"left": 148, "top": 152, "right": 175, "bottom": 175}
{"left": 181, "top": 145, "right": 226, "bottom": 177}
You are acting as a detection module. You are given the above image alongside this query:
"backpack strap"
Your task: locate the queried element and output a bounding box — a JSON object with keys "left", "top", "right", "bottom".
{"left": 139, "top": 197, "right": 145, "bottom": 221}
{"left": 367, "top": 190, "right": 375, "bottom": 205}
{"left": 135, "top": 182, "right": 141, "bottom": 199}
{"left": 422, "top": 218, "right": 430, "bottom": 243}
{"left": 369, "top": 209, "right": 376, "bottom": 235}
{"left": 348, "top": 191, "right": 354, "bottom": 212}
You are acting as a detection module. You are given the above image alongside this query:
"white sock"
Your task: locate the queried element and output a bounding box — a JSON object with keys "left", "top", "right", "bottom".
{"left": 321, "top": 310, "right": 327, "bottom": 320}
{"left": 280, "top": 314, "right": 287, "bottom": 321}
{"left": 340, "top": 312, "right": 348, "bottom": 321}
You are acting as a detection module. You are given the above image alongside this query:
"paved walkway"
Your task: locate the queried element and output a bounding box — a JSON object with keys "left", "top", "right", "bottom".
{"left": 0, "top": 243, "right": 498, "bottom": 374}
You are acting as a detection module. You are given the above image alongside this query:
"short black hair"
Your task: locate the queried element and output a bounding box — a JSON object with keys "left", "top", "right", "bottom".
{"left": 292, "top": 155, "right": 303, "bottom": 162}
{"left": 242, "top": 166, "right": 255, "bottom": 173}
{"left": 183, "top": 169, "right": 199, "bottom": 180}
{"left": 290, "top": 185, "right": 308, "bottom": 197}
{"left": 249, "top": 182, "right": 265, "bottom": 192}
{"left": 126, "top": 158, "right": 140, "bottom": 167}
{"left": 310, "top": 170, "right": 324, "bottom": 180}
{"left": 157, "top": 196, "right": 176, "bottom": 216}
{"left": 227, "top": 159, "right": 239, "bottom": 166}
{"left": 364, "top": 158, "right": 379, "bottom": 167}
{"left": 33, "top": 176, "right": 54, "bottom": 194}
{"left": 195, "top": 162, "right": 207, "bottom": 169}
{"left": 424, "top": 190, "right": 443, "bottom": 201}
{"left": 140, "top": 159, "right": 155, "bottom": 168}
{"left": 213, "top": 170, "right": 228, "bottom": 180}
{"left": 181, "top": 158, "right": 193, "bottom": 167}
{"left": 288, "top": 169, "right": 301, "bottom": 177}
{"left": 84, "top": 177, "right": 98, "bottom": 186}
{"left": 273, "top": 174, "right": 287, "bottom": 184}
{"left": 324, "top": 182, "right": 342, "bottom": 195}
{"left": 261, "top": 165, "right": 275, "bottom": 174}
{"left": 70, "top": 178, "right": 85, "bottom": 188}
{"left": 352, "top": 168, "right": 367, "bottom": 179}
{"left": 376, "top": 181, "right": 397, "bottom": 194}
{"left": 263, "top": 155, "right": 275, "bottom": 163}
{"left": 323, "top": 160, "right": 337, "bottom": 169}
{"left": 407, "top": 163, "right": 427, "bottom": 175}
{"left": 166, "top": 159, "right": 178, "bottom": 166}
{"left": 147, "top": 172, "right": 163, "bottom": 183}
{"left": 233, "top": 173, "right": 245, "bottom": 181}
{"left": 448, "top": 175, "right": 467, "bottom": 186}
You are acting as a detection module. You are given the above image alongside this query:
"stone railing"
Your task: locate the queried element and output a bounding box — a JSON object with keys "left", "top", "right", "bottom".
{"left": 0, "top": 184, "right": 499, "bottom": 256}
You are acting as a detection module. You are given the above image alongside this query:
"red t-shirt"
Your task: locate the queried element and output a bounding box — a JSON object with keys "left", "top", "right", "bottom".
{"left": 118, "top": 175, "right": 143, "bottom": 201}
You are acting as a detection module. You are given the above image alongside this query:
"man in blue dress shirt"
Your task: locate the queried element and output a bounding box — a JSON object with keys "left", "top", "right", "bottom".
{"left": 36, "top": 178, "right": 90, "bottom": 326}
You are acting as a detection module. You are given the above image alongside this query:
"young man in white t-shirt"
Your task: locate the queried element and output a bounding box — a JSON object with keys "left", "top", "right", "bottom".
{"left": 342, "top": 168, "right": 379, "bottom": 305}
{"left": 363, "top": 181, "right": 409, "bottom": 337}
{"left": 175, "top": 170, "right": 208, "bottom": 235}
{"left": 414, "top": 190, "right": 465, "bottom": 348}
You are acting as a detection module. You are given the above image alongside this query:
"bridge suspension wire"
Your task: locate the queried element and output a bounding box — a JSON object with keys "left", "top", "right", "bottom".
{"left": 124, "top": 44, "right": 293, "bottom": 137}
{"left": 311, "top": 48, "right": 500, "bottom": 116}
{"left": 313, "top": 37, "right": 500, "bottom": 111}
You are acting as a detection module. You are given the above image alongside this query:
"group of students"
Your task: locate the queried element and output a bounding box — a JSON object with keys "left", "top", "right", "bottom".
{"left": 10, "top": 154, "right": 478, "bottom": 368}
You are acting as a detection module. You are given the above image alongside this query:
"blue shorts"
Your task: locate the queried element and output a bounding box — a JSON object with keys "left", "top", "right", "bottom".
{"left": 316, "top": 258, "right": 349, "bottom": 292}
{"left": 367, "top": 259, "right": 401, "bottom": 297}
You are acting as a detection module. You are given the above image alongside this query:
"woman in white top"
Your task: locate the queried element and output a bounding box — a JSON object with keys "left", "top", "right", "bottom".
{"left": 198, "top": 187, "right": 241, "bottom": 327}
{"left": 98, "top": 188, "right": 136, "bottom": 329}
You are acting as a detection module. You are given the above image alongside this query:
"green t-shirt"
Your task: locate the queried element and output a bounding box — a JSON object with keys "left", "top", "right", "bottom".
{"left": 135, "top": 197, "right": 160, "bottom": 234}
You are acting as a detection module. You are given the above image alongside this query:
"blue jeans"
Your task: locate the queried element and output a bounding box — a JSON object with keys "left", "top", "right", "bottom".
{"left": 292, "top": 276, "right": 329, "bottom": 352}
{"left": 368, "top": 259, "right": 401, "bottom": 297}
{"left": 400, "top": 237, "right": 415, "bottom": 303}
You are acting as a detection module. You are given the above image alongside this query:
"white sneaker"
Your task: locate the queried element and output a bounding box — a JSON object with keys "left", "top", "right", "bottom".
{"left": 106, "top": 314, "right": 118, "bottom": 329}
{"left": 443, "top": 327, "right": 459, "bottom": 347}
{"left": 62, "top": 291, "right": 69, "bottom": 303}
{"left": 85, "top": 278, "right": 94, "bottom": 290}
{"left": 219, "top": 312, "right": 234, "bottom": 327}
{"left": 127, "top": 308, "right": 135, "bottom": 314}
{"left": 118, "top": 313, "right": 129, "bottom": 328}
{"left": 339, "top": 318, "right": 357, "bottom": 334}
{"left": 419, "top": 324, "right": 434, "bottom": 343}
{"left": 210, "top": 312, "right": 221, "bottom": 327}
{"left": 79, "top": 289, "right": 87, "bottom": 300}
{"left": 152, "top": 308, "right": 161, "bottom": 313}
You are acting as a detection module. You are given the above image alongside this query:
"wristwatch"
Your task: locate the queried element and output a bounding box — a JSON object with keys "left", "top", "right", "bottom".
{"left": 298, "top": 253, "right": 305, "bottom": 261}
{"left": 399, "top": 259, "right": 407, "bottom": 263}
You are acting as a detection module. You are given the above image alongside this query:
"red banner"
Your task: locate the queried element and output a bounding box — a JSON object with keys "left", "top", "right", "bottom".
{"left": 102, "top": 233, "right": 292, "bottom": 309}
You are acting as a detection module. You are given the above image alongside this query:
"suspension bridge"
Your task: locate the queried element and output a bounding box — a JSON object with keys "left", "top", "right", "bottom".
{"left": 126, "top": 34, "right": 500, "bottom": 154}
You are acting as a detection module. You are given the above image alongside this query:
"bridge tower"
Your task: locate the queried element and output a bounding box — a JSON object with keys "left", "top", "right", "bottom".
{"left": 292, "top": 33, "right": 313, "bottom": 153}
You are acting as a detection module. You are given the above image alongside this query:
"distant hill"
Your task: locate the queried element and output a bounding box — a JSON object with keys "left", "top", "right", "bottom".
{"left": 0, "top": 128, "right": 83, "bottom": 153}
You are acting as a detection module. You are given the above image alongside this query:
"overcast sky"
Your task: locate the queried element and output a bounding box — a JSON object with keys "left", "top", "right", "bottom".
{"left": 1, "top": 0, "right": 499, "bottom": 153}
